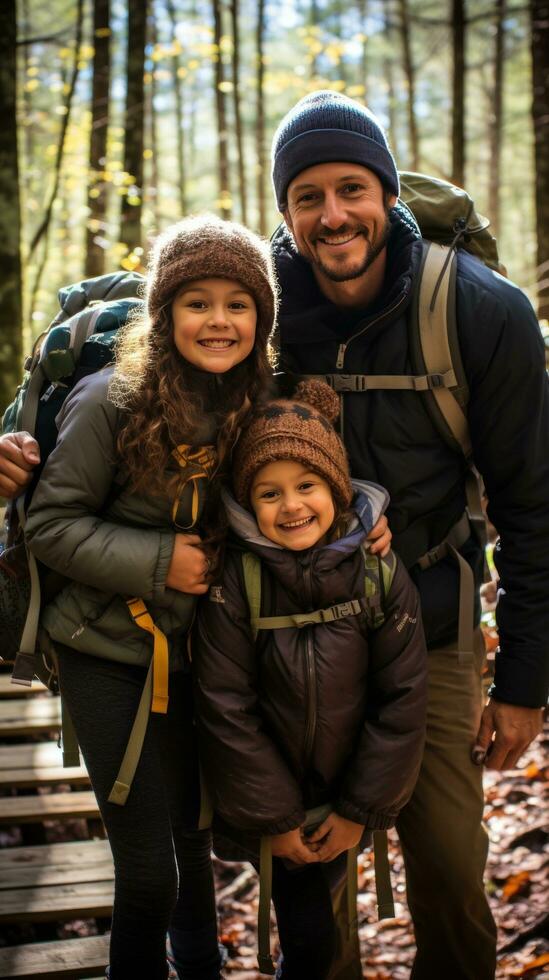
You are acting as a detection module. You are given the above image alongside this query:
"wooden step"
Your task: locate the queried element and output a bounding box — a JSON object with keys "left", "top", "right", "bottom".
{"left": 0, "top": 675, "right": 47, "bottom": 696}
{"left": 0, "top": 790, "right": 100, "bottom": 825}
{"left": 0, "top": 697, "right": 61, "bottom": 737}
{"left": 0, "top": 764, "right": 89, "bottom": 789}
{"left": 0, "top": 839, "right": 112, "bottom": 889}
{"left": 0, "top": 742, "right": 75, "bottom": 771}
{"left": 0, "top": 933, "right": 110, "bottom": 978}
{"left": 0, "top": 879, "right": 114, "bottom": 922}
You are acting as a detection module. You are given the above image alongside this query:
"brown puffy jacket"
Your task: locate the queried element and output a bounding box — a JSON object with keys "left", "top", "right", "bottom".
{"left": 193, "top": 482, "right": 427, "bottom": 840}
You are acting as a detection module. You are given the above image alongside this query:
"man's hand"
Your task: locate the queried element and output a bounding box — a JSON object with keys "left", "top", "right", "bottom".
{"left": 472, "top": 700, "right": 544, "bottom": 770}
{"left": 304, "top": 813, "right": 364, "bottom": 863}
{"left": 367, "top": 514, "right": 392, "bottom": 557}
{"left": 0, "top": 432, "right": 40, "bottom": 499}
{"left": 165, "top": 533, "right": 210, "bottom": 595}
{"left": 271, "top": 828, "right": 320, "bottom": 865}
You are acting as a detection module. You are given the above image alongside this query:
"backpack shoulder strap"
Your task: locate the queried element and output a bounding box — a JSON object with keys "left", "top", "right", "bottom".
{"left": 241, "top": 551, "right": 262, "bottom": 642}
{"left": 409, "top": 241, "right": 472, "bottom": 459}
{"left": 361, "top": 546, "right": 397, "bottom": 629}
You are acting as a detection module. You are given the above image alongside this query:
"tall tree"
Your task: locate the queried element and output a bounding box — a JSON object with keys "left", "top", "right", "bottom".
{"left": 212, "top": 0, "right": 231, "bottom": 218}
{"left": 0, "top": 0, "right": 23, "bottom": 414}
{"left": 166, "top": 0, "right": 187, "bottom": 216}
{"left": 488, "top": 0, "right": 505, "bottom": 238}
{"left": 358, "top": 0, "right": 369, "bottom": 102}
{"left": 120, "top": 0, "right": 148, "bottom": 253}
{"left": 147, "top": 12, "right": 161, "bottom": 230}
{"left": 451, "top": 0, "right": 466, "bottom": 187}
{"left": 531, "top": 0, "right": 549, "bottom": 319}
{"left": 256, "top": 0, "right": 267, "bottom": 235}
{"left": 384, "top": 1, "right": 399, "bottom": 157}
{"left": 398, "top": 0, "right": 419, "bottom": 170}
{"left": 85, "top": 0, "right": 111, "bottom": 278}
{"left": 230, "top": 0, "right": 248, "bottom": 224}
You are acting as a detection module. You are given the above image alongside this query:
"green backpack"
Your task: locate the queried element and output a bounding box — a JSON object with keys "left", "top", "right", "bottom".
{"left": 301, "top": 171, "right": 499, "bottom": 663}
{"left": 1, "top": 270, "right": 146, "bottom": 765}
{"left": 240, "top": 547, "right": 397, "bottom": 978}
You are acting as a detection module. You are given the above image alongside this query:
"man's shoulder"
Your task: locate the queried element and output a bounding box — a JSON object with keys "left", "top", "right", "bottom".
{"left": 453, "top": 248, "right": 534, "bottom": 322}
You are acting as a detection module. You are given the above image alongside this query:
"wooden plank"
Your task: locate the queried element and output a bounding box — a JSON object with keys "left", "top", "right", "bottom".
{"left": 0, "top": 675, "right": 47, "bottom": 696}
{"left": 0, "top": 697, "right": 61, "bottom": 737}
{"left": 0, "top": 840, "right": 113, "bottom": 889}
{"left": 0, "top": 933, "right": 110, "bottom": 979}
{"left": 0, "top": 791, "right": 100, "bottom": 824}
{"left": 0, "top": 838, "right": 110, "bottom": 873}
{"left": 0, "top": 742, "right": 72, "bottom": 771}
{"left": 0, "top": 764, "right": 90, "bottom": 789}
{"left": 0, "top": 880, "right": 114, "bottom": 922}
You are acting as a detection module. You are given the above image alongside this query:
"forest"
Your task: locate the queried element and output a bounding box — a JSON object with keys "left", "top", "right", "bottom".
{"left": 1, "top": 0, "right": 548, "bottom": 417}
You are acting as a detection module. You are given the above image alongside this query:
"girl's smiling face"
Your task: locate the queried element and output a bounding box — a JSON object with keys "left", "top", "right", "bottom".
{"left": 250, "top": 459, "right": 335, "bottom": 550}
{"left": 172, "top": 277, "right": 257, "bottom": 372}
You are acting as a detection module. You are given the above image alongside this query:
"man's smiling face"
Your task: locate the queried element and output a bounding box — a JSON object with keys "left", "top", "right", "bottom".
{"left": 284, "top": 161, "right": 396, "bottom": 287}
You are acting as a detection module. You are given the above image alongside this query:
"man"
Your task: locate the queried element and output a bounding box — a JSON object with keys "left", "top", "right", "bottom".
{"left": 2, "top": 91, "right": 547, "bottom": 978}
{"left": 268, "top": 91, "right": 548, "bottom": 978}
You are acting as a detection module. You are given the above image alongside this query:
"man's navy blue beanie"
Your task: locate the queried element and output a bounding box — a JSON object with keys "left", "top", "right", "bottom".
{"left": 271, "top": 90, "right": 400, "bottom": 210}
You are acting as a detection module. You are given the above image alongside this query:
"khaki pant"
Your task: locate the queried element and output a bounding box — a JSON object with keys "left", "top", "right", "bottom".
{"left": 396, "top": 633, "right": 497, "bottom": 979}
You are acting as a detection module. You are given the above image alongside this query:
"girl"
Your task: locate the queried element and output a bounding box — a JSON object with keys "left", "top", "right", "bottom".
{"left": 193, "top": 380, "right": 428, "bottom": 980}
{"left": 24, "top": 214, "right": 278, "bottom": 980}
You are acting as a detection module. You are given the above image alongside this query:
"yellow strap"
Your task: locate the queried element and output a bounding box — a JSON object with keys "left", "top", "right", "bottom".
{"left": 126, "top": 597, "right": 169, "bottom": 714}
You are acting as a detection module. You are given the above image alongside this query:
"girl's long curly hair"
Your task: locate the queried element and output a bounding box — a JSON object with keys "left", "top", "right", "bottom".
{"left": 109, "top": 296, "right": 275, "bottom": 499}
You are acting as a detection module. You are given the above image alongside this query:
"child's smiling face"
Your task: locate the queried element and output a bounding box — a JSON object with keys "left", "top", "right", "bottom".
{"left": 172, "top": 277, "right": 257, "bottom": 372}
{"left": 250, "top": 459, "right": 335, "bottom": 550}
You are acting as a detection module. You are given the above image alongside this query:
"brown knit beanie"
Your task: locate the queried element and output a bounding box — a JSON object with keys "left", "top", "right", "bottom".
{"left": 146, "top": 213, "right": 278, "bottom": 343}
{"left": 233, "top": 380, "right": 353, "bottom": 510}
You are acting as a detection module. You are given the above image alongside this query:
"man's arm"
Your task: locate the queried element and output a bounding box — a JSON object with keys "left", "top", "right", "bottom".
{"left": 457, "top": 260, "right": 549, "bottom": 767}
{"left": 0, "top": 432, "right": 40, "bottom": 498}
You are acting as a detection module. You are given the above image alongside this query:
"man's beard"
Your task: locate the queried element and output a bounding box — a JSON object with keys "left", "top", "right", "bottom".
{"left": 310, "top": 215, "right": 391, "bottom": 283}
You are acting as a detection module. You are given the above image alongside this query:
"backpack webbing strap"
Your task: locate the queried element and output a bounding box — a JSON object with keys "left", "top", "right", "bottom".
{"left": 126, "top": 598, "right": 169, "bottom": 714}
{"left": 251, "top": 598, "right": 364, "bottom": 632}
{"left": 416, "top": 243, "right": 472, "bottom": 458}
{"left": 373, "top": 831, "right": 395, "bottom": 919}
{"left": 11, "top": 495, "right": 42, "bottom": 688}
{"left": 258, "top": 836, "right": 276, "bottom": 975}
{"left": 242, "top": 551, "right": 262, "bottom": 642}
{"left": 19, "top": 363, "right": 46, "bottom": 436}
{"left": 416, "top": 511, "right": 474, "bottom": 660}
{"left": 108, "top": 657, "right": 153, "bottom": 805}
{"left": 300, "top": 371, "right": 457, "bottom": 393}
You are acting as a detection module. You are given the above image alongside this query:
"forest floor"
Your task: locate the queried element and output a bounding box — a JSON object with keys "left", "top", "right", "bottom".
{"left": 215, "top": 718, "right": 549, "bottom": 980}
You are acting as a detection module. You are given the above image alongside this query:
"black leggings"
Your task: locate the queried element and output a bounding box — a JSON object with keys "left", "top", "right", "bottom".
{"left": 56, "top": 647, "right": 221, "bottom": 980}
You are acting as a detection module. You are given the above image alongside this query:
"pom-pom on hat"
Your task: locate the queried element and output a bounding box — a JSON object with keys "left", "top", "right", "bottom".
{"left": 233, "top": 379, "right": 353, "bottom": 510}
{"left": 271, "top": 90, "right": 399, "bottom": 210}
{"left": 146, "top": 213, "right": 278, "bottom": 344}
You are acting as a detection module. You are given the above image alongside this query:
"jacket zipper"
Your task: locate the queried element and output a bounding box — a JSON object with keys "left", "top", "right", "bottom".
{"left": 301, "top": 562, "right": 317, "bottom": 766}
{"left": 334, "top": 292, "right": 409, "bottom": 372}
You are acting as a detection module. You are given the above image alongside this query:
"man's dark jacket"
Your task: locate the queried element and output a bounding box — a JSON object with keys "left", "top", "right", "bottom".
{"left": 271, "top": 208, "right": 549, "bottom": 709}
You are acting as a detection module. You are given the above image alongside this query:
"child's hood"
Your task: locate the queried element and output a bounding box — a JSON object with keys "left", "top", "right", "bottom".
{"left": 221, "top": 479, "right": 389, "bottom": 569}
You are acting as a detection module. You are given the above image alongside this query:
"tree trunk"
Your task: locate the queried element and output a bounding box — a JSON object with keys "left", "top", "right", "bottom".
{"left": 0, "top": 0, "right": 23, "bottom": 413}
{"left": 147, "top": 14, "right": 161, "bottom": 230}
{"left": 166, "top": 0, "right": 187, "bottom": 216}
{"left": 531, "top": 0, "right": 549, "bottom": 319}
{"left": 230, "top": 0, "right": 248, "bottom": 224}
{"left": 358, "top": 0, "right": 368, "bottom": 102}
{"left": 256, "top": 0, "right": 267, "bottom": 234}
{"left": 451, "top": 0, "right": 466, "bottom": 187}
{"left": 309, "top": 0, "right": 319, "bottom": 79}
{"left": 120, "top": 0, "right": 148, "bottom": 253}
{"left": 28, "top": 0, "right": 84, "bottom": 260}
{"left": 85, "top": 0, "right": 111, "bottom": 278}
{"left": 398, "top": 0, "right": 419, "bottom": 170}
{"left": 488, "top": 0, "right": 505, "bottom": 239}
{"left": 384, "top": 1, "right": 399, "bottom": 159}
{"left": 212, "top": 0, "right": 231, "bottom": 218}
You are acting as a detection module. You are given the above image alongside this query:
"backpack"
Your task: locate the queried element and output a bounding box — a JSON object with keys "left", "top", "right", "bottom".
{"left": 236, "top": 547, "right": 396, "bottom": 977}
{"left": 298, "top": 171, "right": 498, "bottom": 661}
{"left": 1, "top": 270, "right": 146, "bottom": 763}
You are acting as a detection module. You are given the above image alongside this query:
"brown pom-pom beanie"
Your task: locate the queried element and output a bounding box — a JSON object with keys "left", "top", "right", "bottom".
{"left": 233, "top": 380, "right": 353, "bottom": 509}
{"left": 146, "top": 214, "right": 278, "bottom": 344}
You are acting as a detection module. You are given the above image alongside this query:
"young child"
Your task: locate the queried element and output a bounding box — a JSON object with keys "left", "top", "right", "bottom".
{"left": 193, "top": 380, "right": 428, "bottom": 980}
{"left": 24, "top": 214, "right": 278, "bottom": 980}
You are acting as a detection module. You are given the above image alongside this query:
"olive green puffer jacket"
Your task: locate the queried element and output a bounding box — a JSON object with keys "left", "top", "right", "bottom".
{"left": 25, "top": 367, "right": 215, "bottom": 668}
